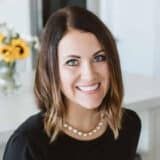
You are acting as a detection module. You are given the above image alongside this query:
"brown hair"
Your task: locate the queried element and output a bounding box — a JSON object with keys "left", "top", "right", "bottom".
{"left": 34, "top": 6, "right": 124, "bottom": 142}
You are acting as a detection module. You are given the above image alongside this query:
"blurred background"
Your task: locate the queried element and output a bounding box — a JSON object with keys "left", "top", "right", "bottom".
{"left": 0, "top": 0, "right": 160, "bottom": 160}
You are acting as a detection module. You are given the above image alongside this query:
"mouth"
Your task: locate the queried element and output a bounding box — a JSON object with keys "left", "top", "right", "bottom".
{"left": 76, "top": 83, "right": 101, "bottom": 93}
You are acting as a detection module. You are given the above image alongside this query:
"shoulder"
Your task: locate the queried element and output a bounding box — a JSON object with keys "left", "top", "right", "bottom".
{"left": 15, "top": 111, "right": 44, "bottom": 133}
{"left": 3, "top": 130, "right": 31, "bottom": 160}
{"left": 112, "top": 108, "right": 141, "bottom": 159}
{"left": 120, "top": 108, "right": 141, "bottom": 138}
{"left": 122, "top": 108, "right": 141, "bottom": 130}
{"left": 3, "top": 112, "right": 48, "bottom": 160}
{"left": 10, "top": 111, "right": 45, "bottom": 139}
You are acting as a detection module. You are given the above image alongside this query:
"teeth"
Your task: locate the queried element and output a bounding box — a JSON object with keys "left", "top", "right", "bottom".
{"left": 78, "top": 83, "right": 99, "bottom": 91}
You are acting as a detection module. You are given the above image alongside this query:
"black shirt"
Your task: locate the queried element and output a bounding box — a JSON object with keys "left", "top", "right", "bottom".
{"left": 3, "top": 108, "right": 141, "bottom": 160}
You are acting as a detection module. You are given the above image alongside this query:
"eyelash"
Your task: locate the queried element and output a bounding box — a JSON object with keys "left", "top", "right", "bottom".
{"left": 65, "top": 59, "right": 79, "bottom": 66}
{"left": 94, "top": 55, "right": 106, "bottom": 62}
{"left": 65, "top": 55, "right": 106, "bottom": 66}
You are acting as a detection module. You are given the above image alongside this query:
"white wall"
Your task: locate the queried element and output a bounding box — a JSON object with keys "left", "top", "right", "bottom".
{"left": 87, "top": 0, "right": 99, "bottom": 17}
{"left": 0, "top": 0, "right": 31, "bottom": 37}
{"left": 113, "top": 0, "right": 155, "bottom": 76}
{"left": 154, "top": 0, "right": 160, "bottom": 77}
{"left": 87, "top": 0, "right": 160, "bottom": 77}
{"left": 0, "top": 0, "right": 41, "bottom": 72}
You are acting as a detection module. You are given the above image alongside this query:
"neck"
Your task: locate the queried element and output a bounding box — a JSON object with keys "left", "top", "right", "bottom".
{"left": 65, "top": 104, "right": 101, "bottom": 132}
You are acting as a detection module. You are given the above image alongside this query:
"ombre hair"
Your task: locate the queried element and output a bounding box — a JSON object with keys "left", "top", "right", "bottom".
{"left": 34, "top": 6, "right": 124, "bottom": 142}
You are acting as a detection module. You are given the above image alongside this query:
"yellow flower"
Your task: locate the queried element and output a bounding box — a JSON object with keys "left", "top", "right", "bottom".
{"left": 11, "top": 38, "right": 30, "bottom": 60}
{"left": 0, "top": 33, "right": 5, "bottom": 43}
{"left": 0, "top": 45, "right": 15, "bottom": 62}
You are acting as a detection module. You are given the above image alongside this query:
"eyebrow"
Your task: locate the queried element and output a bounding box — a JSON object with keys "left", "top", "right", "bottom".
{"left": 65, "top": 49, "right": 105, "bottom": 59}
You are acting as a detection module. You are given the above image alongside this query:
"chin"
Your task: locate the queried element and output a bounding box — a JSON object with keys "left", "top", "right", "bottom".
{"left": 78, "top": 102, "right": 102, "bottom": 110}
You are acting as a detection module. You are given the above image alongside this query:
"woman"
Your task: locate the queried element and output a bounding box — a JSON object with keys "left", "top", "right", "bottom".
{"left": 3, "top": 6, "right": 141, "bottom": 160}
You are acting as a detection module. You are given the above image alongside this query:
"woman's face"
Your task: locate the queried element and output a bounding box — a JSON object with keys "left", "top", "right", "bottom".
{"left": 58, "top": 29, "right": 110, "bottom": 110}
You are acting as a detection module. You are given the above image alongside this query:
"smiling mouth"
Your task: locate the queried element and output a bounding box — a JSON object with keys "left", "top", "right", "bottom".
{"left": 76, "top": 83, "right": 100, "bottom": 93}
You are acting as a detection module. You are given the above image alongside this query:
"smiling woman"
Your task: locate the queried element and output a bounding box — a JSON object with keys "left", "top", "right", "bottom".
{"left": 3, "top": 6, "right": 141, "bottom": 160}
{"left": 58, "top": 29, "right": 110, "bottom": 112}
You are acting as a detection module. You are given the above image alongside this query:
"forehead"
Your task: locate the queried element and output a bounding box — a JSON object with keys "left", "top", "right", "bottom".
{"left": 58, "top": 29, "right": 102, "bottom": 57}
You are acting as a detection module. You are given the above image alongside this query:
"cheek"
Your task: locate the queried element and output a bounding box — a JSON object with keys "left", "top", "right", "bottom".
{"left": 98, "top": 63, "right": 110, "bottom": 78}
{"left": 99, "top": 64, "right": 110, "bottom": 89}
{"left": 59, "top": 69, "right": 76, "bottom": 92}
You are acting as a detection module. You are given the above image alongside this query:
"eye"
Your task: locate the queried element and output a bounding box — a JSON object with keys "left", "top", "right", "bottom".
{"left": 65, "top": 59, "right": 79, "bottom": 66}
{"left": 94, "top": 55, "right": 106, "bottom": 62}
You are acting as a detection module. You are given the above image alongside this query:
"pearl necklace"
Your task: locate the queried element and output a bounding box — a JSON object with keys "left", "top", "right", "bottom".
{"left": 63, "top": 118, "right": 105, "bottom": 137}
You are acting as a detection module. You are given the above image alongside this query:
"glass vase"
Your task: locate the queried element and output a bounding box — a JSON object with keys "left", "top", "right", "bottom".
{"left": 0, "top": 61, "right": 20, "bottom": 95}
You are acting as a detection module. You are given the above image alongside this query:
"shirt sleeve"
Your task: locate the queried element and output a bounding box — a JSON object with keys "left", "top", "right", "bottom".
{"left": 124, "top": 109, "right": 142, "bottom": 160}
{"left": 3, "top": 132, "right": 35, "bottom": 160}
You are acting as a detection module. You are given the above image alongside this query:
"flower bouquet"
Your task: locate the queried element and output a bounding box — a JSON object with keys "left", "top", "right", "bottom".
{"left": 0, "top": 23, "right": 30, "bottom": 94}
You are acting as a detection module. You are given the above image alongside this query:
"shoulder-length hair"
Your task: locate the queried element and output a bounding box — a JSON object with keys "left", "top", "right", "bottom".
{"left": 34, "top": 6, "right": 124, "bottom": 142}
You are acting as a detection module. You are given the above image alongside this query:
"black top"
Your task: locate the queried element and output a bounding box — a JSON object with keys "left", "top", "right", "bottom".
{"left": 3, "top": 108, "right": 141, "bottom": 160}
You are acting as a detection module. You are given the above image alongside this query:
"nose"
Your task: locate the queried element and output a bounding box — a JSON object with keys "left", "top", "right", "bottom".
{"left": 80, "top": 62, "right": 97, "bottom": 81}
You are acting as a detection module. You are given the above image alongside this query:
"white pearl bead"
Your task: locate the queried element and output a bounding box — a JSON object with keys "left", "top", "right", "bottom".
{"left": 63, "top": 119, "right": 104, "bottom": 137}
{"left": 78, "top": 132, "right": 82, "bottom": 136}
{"left": 68, "top": 126, "right": 72, "bottom": 130}
{"left": 83, "top": 133, "right": 87, "bottom": 137}
{"left": 73, "top": 129, "right": 78, "bottom": 133}
{"left": 96, "top": 126, "right": 100, "bottom": 130}
{"left": 88, "top": 132, "right": 93, "bottom": 135}
{"left": 99, "top": 122, "right": 103, "bottom": 126}
{"left": 64, "top": 124, "right": 68, "bottom": 128}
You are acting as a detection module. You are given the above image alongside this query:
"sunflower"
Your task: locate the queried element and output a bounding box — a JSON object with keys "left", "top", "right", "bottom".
{"left": 11, "top": 38, "right": 30, "bottom": 60}
{"left": 0, "top": 33, "right": 5, "bottom": 43}
{"left": 0, "top": 45, "right": 15, "bottom": 62}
